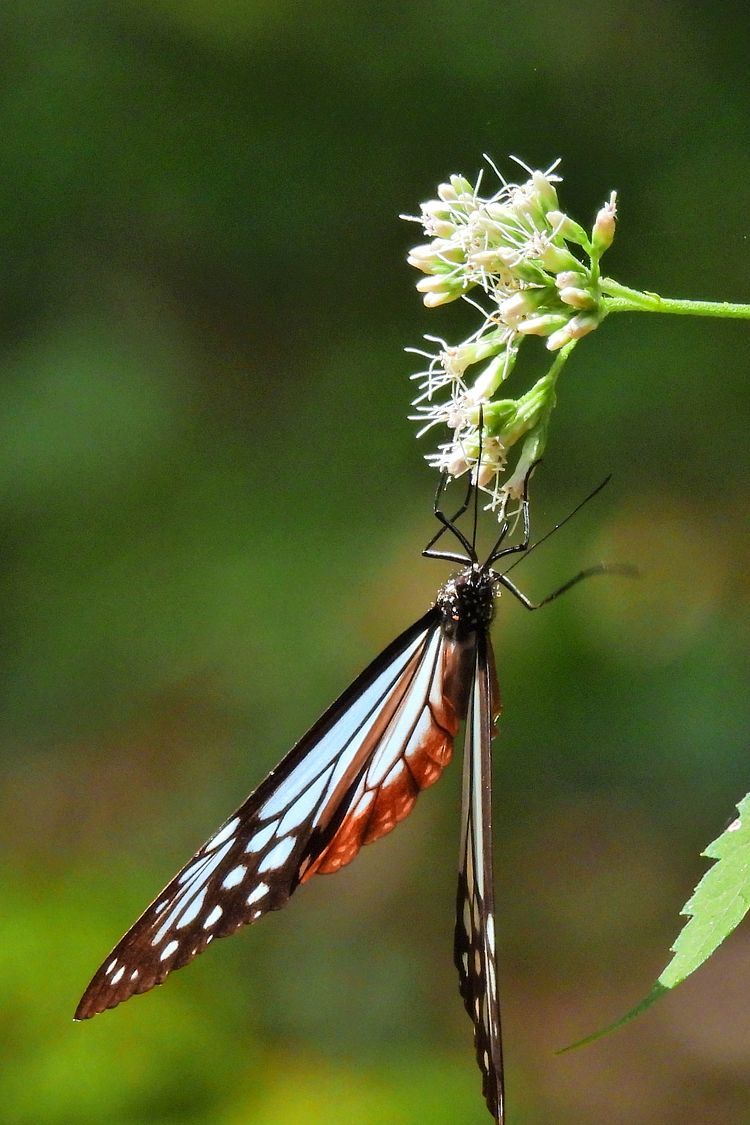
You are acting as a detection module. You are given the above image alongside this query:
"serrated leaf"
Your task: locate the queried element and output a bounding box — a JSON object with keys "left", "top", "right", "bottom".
{"left": 558, "top": 793, "right": 750, "bottom": 1053}
{"left": 659, "top": 792, "right": 750, "bottom": 987}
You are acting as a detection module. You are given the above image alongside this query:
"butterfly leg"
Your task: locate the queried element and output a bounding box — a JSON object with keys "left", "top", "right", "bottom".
{"left": 485, "top": 460, "right": 540, "bottom": 566}
{"left": 422, "top": 470, "right": 476, "bottom": 562}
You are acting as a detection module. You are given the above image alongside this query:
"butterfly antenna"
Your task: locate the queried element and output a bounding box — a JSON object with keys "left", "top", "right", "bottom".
{"left": 471, "top": 405, "right": 484, "bottom": 557}
{"left": 503, "top": 473, "right": 612, "bottom": 576}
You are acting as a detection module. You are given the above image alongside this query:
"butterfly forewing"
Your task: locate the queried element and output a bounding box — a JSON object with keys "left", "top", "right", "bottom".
{"left": 76, "top": 606, "right": 466, "bottom": 1020}
{"left": 454, "top": 632, "right": 504, "bottom": 1124}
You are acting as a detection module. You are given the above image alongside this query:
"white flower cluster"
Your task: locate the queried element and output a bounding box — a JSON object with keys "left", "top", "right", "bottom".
{"left": 404, "top": 158, "right": 617, "bottom": 510}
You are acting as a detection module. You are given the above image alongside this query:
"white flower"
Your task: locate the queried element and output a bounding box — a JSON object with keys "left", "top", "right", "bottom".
{"left": 405, "top": 156, "right": 617, "bottom": 513}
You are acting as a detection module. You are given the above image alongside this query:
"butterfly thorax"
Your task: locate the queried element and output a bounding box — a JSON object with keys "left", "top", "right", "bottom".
{"left": 437, "top": 564, "right": 496, "bottom": 640}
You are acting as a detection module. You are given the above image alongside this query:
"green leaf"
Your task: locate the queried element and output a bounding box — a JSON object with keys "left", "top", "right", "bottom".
{"left": 559, "top": 793, "right": 750, "bottom": 1052}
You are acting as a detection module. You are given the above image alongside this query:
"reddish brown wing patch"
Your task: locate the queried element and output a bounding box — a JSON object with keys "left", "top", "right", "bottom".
{"left": 299, "top": 626, "right": 466, "bottom": 879}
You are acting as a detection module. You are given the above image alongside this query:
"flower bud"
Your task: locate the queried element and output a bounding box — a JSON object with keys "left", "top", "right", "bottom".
{"left": 546, "top": 210, "right": 590, "bottom": 247}
{"left": 437, "top": 175, "right": 473, "bottom": 202}
{"left": 465, "top": 351, "right": 513, "bottom": 403}
{"left": 430, "top": 218, "right": 457, "bottom": 239}
{"left": 475, "top": 436, "right": 507, "bottom": 486}
{"left": 416, "top": 274, "right": 465, "bottom": 307}
{"left": 483, "top": 202, "right": 521, "bottom": 229}
{"left": 535, "top": 240, "right": 582, "bottom": 274}
{"left": 545, "top": 312, "right": 598, "bottom": 350}
{"left": 422, "top": 289, "right": 460, "bottom": 308}
{"left": 407, "top": 239, "right": 465, "bottom": 273}
{"left": 567, "top": 313, "right": 600, "bottom": 339}
{"left": 558, "top": 286, "right": 596, "bottom": 310}
{"left": 421, "top": 199, "right": 453, "bottom": 222}
{"left": 532, "top": 170, "right": 559, "bottom": 212}
{"left": 502, "top": 420, "right": 549, "bottom": 499}
{"left": 469, "top": 248, "right": 508, "bottom": 274}
{"left": 517, "top": 312, "right": 569, "bottom": 337}
{"left": 592, "top": 191, "right": 617, "bottom": 256}
{"left": 478, "top": 398, "right": 517, "bottom": 432}
{"left": 500, "top": 288, "right": 548, "bottom": 326}
{"left": 406, "top": 243, "right": 439, "bottom": 273}
{"left": 555, "top": 269, "right": 588, "bottom": 290}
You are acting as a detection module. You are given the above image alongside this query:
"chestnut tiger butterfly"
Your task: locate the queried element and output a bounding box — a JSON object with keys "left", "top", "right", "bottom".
{"left": 76, "top": 461, "right": 615, "bottom": 1124}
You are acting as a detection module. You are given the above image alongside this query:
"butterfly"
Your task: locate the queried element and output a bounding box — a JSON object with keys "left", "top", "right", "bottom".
{"left": 76, "top": 465, "right": 611, "bottom": 1124}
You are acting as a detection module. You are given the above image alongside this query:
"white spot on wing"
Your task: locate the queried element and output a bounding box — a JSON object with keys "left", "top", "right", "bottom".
{"left": 111, "top": 967, "right": 125, "bottom": 985}
{"left": 221, "top": 865, "right": 246, "bottom": 890}
{"left": 106, "top": 960, "right": 117, "bottom": 975}
{"left": 176, "top": 889, "right": 207, "bottom": 929}
{"left": 130, "top": 970, "right": 139, "bottom": 981}
{"left": 245, "top": 821, "right": 276, "bottom": 854}
{"left": 257, "top": 835, "right": 296, "bottom": 874}
{"left": 203, "top": 905, "right": 223, "bottom": 929}
{"left": 206, "top": 816, "right": 241, "bottom": 851}
{"left": 160, "top": 939, "right": 179, "bottom": 961}
{"left": 246, "top": 882, "right": 269, "bottom": 906}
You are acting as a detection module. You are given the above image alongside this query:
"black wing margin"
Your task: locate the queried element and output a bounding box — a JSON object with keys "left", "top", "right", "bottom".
{"left": 76, "top": 606, "right": 465, "bottom": 1020}
{"left": 454, "top": 632, "right": 504, "bottom": 1124}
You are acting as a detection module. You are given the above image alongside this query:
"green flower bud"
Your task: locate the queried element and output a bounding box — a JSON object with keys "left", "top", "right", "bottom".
{"left": 535, "top": 241, "right": 582, "bottom": 274}
{"left": 438, "top": 175, "right": 474, "bottom": 202}
{"left": 465, "top": 349, "right": 517, "bottom": 403}
{"left": 502, "top": 418, "right": 550, "bottom": 499}
{"left": 546, "top": 210, "right": 590, "bottom": 248}
{"left": 532, "top": 170, "right": 560, "bottom": 212}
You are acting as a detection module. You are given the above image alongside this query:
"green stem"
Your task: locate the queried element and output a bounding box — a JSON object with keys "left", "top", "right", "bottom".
{"left": 601, "top": 278, "right": 750, "bottom": 319}
{"left": 547, "top": 338, "right": 575, "bottom": 385}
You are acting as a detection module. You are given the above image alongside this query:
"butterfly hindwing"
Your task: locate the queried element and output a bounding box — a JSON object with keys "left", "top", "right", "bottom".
{"left": 454, "top": 633, "right": 504, "bottom": 1124}
{"left": 76, "top": 606, "right": 465, "bottom": 1020}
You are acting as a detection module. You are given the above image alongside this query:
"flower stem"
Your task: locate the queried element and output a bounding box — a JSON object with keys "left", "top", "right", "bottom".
{"left": 547, "top": 338, "right": 576, "bottom": 385}
{"left": 601, "top": 278, "right": 750, "bottom": 319}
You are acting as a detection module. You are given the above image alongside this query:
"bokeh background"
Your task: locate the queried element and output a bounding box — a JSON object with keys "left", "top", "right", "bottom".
{"left": 2, "top": 3, "right": 749, "bottom": 1123}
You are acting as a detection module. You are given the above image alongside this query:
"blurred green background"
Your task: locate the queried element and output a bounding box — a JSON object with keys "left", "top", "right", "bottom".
{"left": 2, "top": 2, "right": 749, "bottom": 1122}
